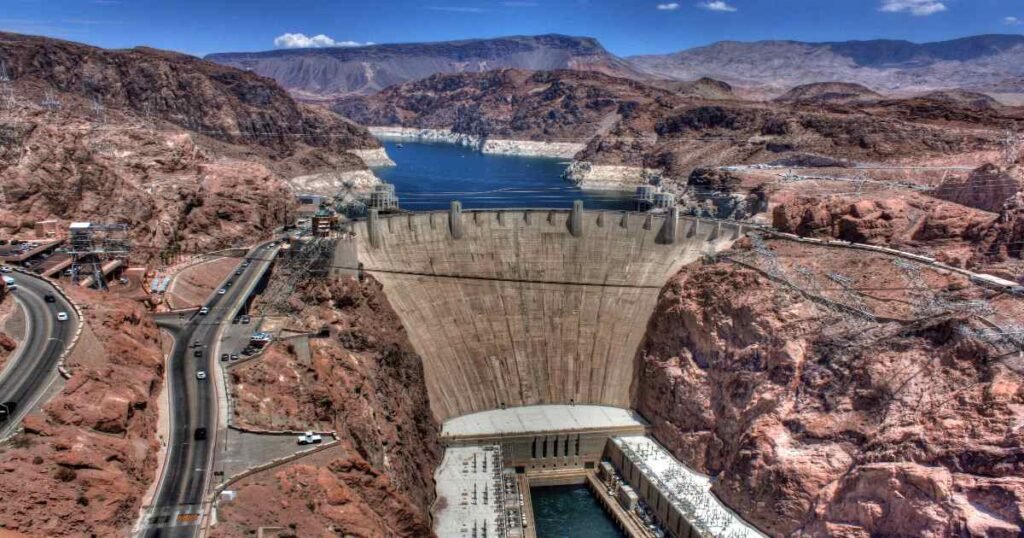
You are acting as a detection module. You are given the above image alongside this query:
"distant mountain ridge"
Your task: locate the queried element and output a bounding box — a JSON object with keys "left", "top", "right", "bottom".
{"left": 206, "top": 34, "right": 642, "bottom": 100}
{"left": 629, "top": 34, "right": 1024, "bottom": 96}
{"left": 208, "top": 33, "right": 1024, "bottom": 101}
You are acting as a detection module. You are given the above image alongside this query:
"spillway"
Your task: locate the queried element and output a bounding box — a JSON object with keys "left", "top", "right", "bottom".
{"left": 348, "top": 203, "right": 749, "bottom": 421}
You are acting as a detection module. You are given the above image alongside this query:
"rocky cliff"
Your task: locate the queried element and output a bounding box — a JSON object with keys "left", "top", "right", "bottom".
{"left": 635, "top": 238, "right": 1024, "bottom": 536}
{"left": 0, "top": 288, "right": 164, "bottom": 536}
{"left": 216, "top": 277, "right": 440, "bottom": 537}
{"left": 338, "top": 69, "right": 1017, "bottom": 190}
{"left": 206, "top": 34, "right": 643, "bottom": 100}
{"left": 0, "top": 32, "right": 384, "bottom": 257}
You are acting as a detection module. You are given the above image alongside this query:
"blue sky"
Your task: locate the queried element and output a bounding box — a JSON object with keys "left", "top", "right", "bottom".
{"left": 1, "top": 0, "right": 1022, "bottom": 57}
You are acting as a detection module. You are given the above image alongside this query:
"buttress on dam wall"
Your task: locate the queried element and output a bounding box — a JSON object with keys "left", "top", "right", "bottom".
{"left": 348, "top": 204, "right": 749, "bottom": 421}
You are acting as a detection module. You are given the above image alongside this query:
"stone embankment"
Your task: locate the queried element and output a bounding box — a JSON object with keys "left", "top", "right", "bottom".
{"left": 367, "top": 126, "right": 586, "bottom": 159}
{"left": 562, "top": 161, "right": 662, "bottom": 191}
{"left": 349, "top": 147, "right": 396, "bottom": 168}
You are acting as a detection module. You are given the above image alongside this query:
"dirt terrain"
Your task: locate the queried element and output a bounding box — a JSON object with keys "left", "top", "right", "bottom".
{"left": 216, "top": 277, "right": 440, "bottom": 537}
{"left": 635, "top": 238, "right": 1024, "bottom": 537}
{"left": 0, "top": 32, "right": 381, "bottom": 260}
{"left": 0, "top": 287, "right": 164, "bottom": 537}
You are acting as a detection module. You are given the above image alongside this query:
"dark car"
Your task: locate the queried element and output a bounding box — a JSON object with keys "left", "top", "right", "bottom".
{"left": 225, "top": 281, "right": 233, "bottom": 287}
{"left": 234, "top": 270, "right": 242, "bottom": 276}
{"left": 193, "top": 349, "right": 202, "bottom": 358}
{"left": 0, "top": 401, "right": 17, "bottom": 422}
{"left": 220, "top": 353, "right": 229, "bottom": 362}
{"left": 44, "top": 294, "right": 56, "bottom": 303}
{"left": 194, "top": 427, "right": 207, "bottom": 441}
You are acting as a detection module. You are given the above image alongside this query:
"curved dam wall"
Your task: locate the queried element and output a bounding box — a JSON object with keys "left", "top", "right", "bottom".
{"left": 350, "top": 205, "right": 749, "bottom": 421}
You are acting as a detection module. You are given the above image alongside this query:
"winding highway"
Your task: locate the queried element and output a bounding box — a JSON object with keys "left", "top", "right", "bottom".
{"left": 143, "top": 243, "right": 278, "bottom": 538}
{"left": 0, "top": 272, "right": 78, "bottom": 439}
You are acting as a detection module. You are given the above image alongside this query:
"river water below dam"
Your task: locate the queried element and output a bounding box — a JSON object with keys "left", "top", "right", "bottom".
{"left": 374, "top": 140, "right": 634, "bottom": 210}
{"left": 532, "top": 485, "right": 626, "bottom": 538}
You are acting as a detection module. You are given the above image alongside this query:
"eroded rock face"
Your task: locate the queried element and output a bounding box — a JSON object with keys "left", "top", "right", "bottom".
{"left": 217, "top": 277, "right": 440, "bottom": 537}
{"left": 0, "top": 32, "right": 381, "bottom": 259}
{"left": 933, "top": 164, "right": 1024, "bottom": 213}
{"left": 0, "top": 289, "right": 163, "bottom": 536}
{"left": 635, "top": 243, "right": 1024, "bottom": 537}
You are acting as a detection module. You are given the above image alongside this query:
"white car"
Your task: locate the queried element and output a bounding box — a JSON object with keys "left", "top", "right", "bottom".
{"left": 297, "top": 431, "right": 323, "bottom": 445}
{"left": 199, "top": 307, "right": 210, "bottom": 315}
{"left": 217, "top": 288, "right": 226, "bottom": 295}
{"left": 56, "top": 312, "right": 69, "bottom": 322}
{"left": 195, "top": 371, "right": 207, "bottom": 380}
{"left": 0, "top": 266, "right": 11, "bottom": 273}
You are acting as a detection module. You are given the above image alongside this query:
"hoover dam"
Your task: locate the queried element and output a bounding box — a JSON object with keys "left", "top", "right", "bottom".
{"left": 350, "top": 202, "right": 751, "bottom": 421}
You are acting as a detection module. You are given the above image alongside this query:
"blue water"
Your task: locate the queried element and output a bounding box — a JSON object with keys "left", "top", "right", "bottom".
{"left": 373, "top": 140, "right": 634, "bottom": 211}
{"left": 531, "top": 485, "right": 626, "bottom": 538}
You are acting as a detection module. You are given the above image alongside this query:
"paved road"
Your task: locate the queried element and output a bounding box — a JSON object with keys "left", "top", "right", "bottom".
{"left": 143, "top": 243, "right": 278, "bottom": 538}
{"left": 0, "top": 272, "right": 77, "bottom": 438}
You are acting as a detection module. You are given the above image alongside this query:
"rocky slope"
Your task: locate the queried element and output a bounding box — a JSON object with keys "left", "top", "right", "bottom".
{"left": 0, "top": 32, "right": 384, "bottom": 257}
{"left": 629, "top": 34, "right": 1024, "bottom": 97}
{"left": 338, "top": 69, "right": 1017, "bottom": 189}
{"left": 0, "top": 281, "right": 14, "bottom": 369}
{"left": 0, "top": 287, "right": 164, "bottom": 536}
{"left": 216, "top": 277, "right": 440, "bottom": 537}
{"left": 207, "top": 34, "right": 642, "bottom": 100}
{"left": 774, "top": 82, "right": 884, "bottom": 104}
{"left": 636, "top": 238, "right": 1024, "bottom": 537}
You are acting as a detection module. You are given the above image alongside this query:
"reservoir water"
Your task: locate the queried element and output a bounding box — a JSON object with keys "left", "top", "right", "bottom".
{"left": 374, "top": 140, "right": 634, "bottom": 211}
{"left": 531, "top": 485, "right": 626, "bottom": 538}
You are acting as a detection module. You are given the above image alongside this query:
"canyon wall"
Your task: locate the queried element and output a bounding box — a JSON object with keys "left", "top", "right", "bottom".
{"left": 634, "top": 238, "right": 1024, "bottom": 537}
{"left": 353, "top": 209, "right": 748, "bottom": 420}
{"left": 217, "top": 277, "right": 440, "bottom": 537}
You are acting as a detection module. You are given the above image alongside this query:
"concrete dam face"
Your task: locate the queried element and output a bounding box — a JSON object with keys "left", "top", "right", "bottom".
{"left": 351, "top": 205, "right": 748, "bottom": 421}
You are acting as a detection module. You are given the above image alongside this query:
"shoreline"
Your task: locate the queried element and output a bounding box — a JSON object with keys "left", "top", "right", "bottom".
{"left": 367, "top": 126, "right": 653, "bottom": 191}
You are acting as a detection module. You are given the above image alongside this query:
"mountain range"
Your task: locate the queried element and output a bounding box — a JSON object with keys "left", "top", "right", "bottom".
{"left": 206, "top": 34, "right": 640, "bottom": 100}
{"left": 207, "top": 33, "right": 1024, "bottom": 101}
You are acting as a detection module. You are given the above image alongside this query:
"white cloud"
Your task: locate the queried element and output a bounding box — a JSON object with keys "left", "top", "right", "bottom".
{"left": 879, "top": 0, "right": 947, "bottom": 16}
{"left": 657, "top": 3, "right": 680, "bottom": 10}
{"left": 1005, "top": 16, "right": 1021, "bottom": 25}
{"left": 699, "top": 1, "right": 737, "bottom": 12}
{"left": 273, "top": 33, "right": 369, "bottom": 49}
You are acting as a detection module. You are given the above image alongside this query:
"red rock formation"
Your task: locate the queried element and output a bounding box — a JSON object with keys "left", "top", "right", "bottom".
{"left": 0, "top": 288, "right": 164, "bottom": 536}
{"left": 0, "top": 32, "right": 381, "bottom": 260}
{"left": 216, "top": 277, "right": 440, "bottom": 537}
{"left": 635, "top": 241, "right": 1024, "bottom": 536}
{"left": 933, "top": 164, "right": 1024, "bottom": 213}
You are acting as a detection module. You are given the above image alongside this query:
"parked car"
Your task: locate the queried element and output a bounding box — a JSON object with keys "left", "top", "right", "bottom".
{"left": 0, "top": 266, "right": 11, "bottom": 273}
{"left": 240, "top": 315, "right": 250, "bottom": 324}
{"left": 56, "top": 312, "right": 69, "bottom": 322}
{"left": 297, "top": 432, "right": 323, "bottom": 445}
{"left": 199, "top": 307, "right": 209, "bottom": 315}
{"left": 217, "top": 288, "right": 226, "bottom": 295}
{"left": 220, "top": 353, "right": 229, "bottom": 362}
{"left": 230, "top": 354, "right": 239, "bottom": 361}
{"left": 195, "top": 370, "right": 207, "bottom": 380}
{"left": 44, "top": 294, "right": 56, "bottom": 303}
{"left": 193, "top": 349, "right": 202, "bottom": 358}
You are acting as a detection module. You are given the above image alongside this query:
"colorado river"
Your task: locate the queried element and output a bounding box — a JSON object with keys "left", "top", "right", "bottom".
{"left": 531, "top": 485, "right": 626, "bottom": 538}
{"left": 373, "top": 140, "right": 634, "bottom": 211}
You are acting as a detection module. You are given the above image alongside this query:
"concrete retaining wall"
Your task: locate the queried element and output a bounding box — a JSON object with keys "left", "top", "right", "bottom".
{"left": 352, "top": 208, "right": 747, "bottom": 420}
